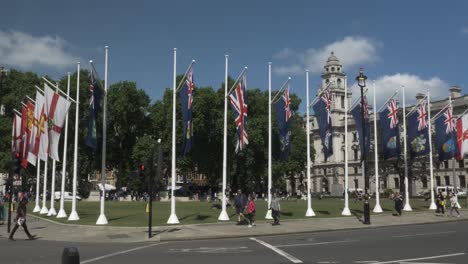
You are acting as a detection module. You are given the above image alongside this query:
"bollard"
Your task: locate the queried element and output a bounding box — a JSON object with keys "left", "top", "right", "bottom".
{"left": 62, "top": 247, "right": 80, "bottom": 264}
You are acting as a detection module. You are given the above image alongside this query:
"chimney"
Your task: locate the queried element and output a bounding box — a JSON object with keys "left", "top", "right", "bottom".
{"left": 449, "top": 85, "right": 461, "bottom": 98}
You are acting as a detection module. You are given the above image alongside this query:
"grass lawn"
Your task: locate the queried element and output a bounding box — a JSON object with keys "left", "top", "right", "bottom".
{"left": 28, "top": 198, "right": 435, "bottom": 226}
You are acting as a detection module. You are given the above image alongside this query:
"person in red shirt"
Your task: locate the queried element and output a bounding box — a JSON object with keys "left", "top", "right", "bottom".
{"left": 246, "top": 193, "right": 256, "bottom": 228}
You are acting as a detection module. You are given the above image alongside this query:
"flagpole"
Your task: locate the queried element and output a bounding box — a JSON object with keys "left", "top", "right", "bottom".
{"left": 305, "top": 70, "right": 315, "bottom": 217}
{"left": 48, "top": 82, "right": 61, "bottom": 217}
{"left": 218, "top": 55, "right": 230, "bottom": 221}
{"left": 57, "top": 73, "right": 71, "bottom": 218}
{"left": 33, "top": 159, "right": 41, "bottom": 212}
{"left": 373, "top": 80, "right": 383, "bottom": 213}
{"left": 167, "top": 48, "right": 180, "bottom": 224}
{"left": 402, "top": 85, "right": 412, "bottom": 211}
{"left": 342, "top": 77, "right": 351, "bottom": 216}
{"left": 427, "top": 90, "right": 436, "bottom": 210}
{"left": 96, "top": 46, "right": 109, "bottom": 225}
{"left": 266, "top": 62, "right": 273, "bottom": 220}
{"left": 40, "top": 158, "right": 49, "bottom": 214}
{"left": 68, "top": 62, "right": 81, "bottom": 221}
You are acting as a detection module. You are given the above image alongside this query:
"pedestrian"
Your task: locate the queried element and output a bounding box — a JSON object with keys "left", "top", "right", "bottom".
{"left": 449, "top": 192, "right": 460, "bottom": 218}
{"left": 234, "top": 189, "right": 247, "bottom": 225}
{"left": 436, "top": 191, "right": 445, "bottom": 215}
{"left": 393, "top": 192, "right": 403, "bottom": 216}
{"left": 9, "top": 193, "right": 36, "bottom": 241}
{"left": 271, "top": 192, "right": 281, "bottom": 225}
{"left": 0, "top": 194, "right": 4, "bottom": 225}
{"left": 246, "top": 194, "right": 256, "bottom": 228}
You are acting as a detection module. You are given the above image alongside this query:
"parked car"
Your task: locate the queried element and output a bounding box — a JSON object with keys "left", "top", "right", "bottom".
{"left": 54, "top": 191, "right": 82, "bottom": 201}
{"left": 435, "top": 186, "right": 466, "bottom": 197}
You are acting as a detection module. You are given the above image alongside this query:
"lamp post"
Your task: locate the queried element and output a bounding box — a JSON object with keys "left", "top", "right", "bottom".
{"left": 0, "top": 66, "right": 8, "bottom": 108}
{"left": 356, "top": 68, "right": 370, "bottom": 225}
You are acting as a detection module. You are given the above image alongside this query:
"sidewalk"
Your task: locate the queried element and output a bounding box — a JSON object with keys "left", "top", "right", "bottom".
{"left": 1, "top": 210, "right": 466, "bottom": 243}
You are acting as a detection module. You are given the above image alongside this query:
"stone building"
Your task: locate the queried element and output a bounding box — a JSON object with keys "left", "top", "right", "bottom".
{"left": 302, "top": 52, "right": 468, "bottom": 196}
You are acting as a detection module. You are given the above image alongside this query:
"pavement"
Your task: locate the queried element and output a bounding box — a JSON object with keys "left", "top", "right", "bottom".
{"left": 1, "top": 208, "right": 466, "bottom": 243}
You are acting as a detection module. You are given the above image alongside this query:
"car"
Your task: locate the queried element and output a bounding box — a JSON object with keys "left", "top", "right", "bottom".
{"left": 54, "top": 191, "right": 82, "bottom": 201}
{"left": 435, "top": 186, "right": 466, "bottom": 197}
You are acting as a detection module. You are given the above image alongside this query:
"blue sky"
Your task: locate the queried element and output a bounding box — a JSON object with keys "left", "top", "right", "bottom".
{"left": 1, "top": 0, "right": 468, "bottom": 112}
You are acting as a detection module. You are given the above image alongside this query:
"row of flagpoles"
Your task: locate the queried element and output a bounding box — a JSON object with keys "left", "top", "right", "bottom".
{"left": 10, "top": 47, "right": 110, "bottom": 224}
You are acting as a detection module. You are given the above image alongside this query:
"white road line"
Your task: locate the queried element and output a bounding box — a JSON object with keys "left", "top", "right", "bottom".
{"left": 249, "top": 237, "right": 303, "bottom": 263}
{"left": 81, "top": 242, "right": 168, "bottom": 264}
{"left": 370, "top": 252, "right": 465, "bottom": 264}
{"left": 275, "top": 239, "right": 358, "bottom": 248}
{"left": 392, "top": 231, "right": 456, "bottom": 238}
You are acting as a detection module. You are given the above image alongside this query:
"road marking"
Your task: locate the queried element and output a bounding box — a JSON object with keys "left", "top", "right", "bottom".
{"left": 392, "top": 231, "right": 456, "bottom": 238}
{"left": 369, "top": 252, "right": 465, "bottom": 264}
{"left": 81, "top": 242, "right": 168, "bottom": 264}
{"left": 168, "top": 246, "right": 251, "bottom": 254}
{"left": 250, "top": 237, "right": 303, "bottom": 263}
{"left": 275, "top": 239, "right": 358, "bottom": 248}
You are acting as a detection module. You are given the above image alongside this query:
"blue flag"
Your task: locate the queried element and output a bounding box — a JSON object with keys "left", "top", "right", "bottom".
{"left": 351, "top": 96, "right": 371, "bottom": 161}
{"left": 435, "top": 107, "right": 458, "bottom": 161}
{"left": 274, "top": 85, "right": 292, "bottom": 160}
{"left": 379, "top": 99, "right": 401, "bottom": 160}
{"left": 312, "top": 88, "right": 333, "bottom": 160}
{"left": 407, "top": 101, "right": 430, "bottom": 158}
{"left": 179, "top": 67, "right": 194, "bottom": 155}
{"left": 86, "top": 68, "right": 102, "bottom": 151}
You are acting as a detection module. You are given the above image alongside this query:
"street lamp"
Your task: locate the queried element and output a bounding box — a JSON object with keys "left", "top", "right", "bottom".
{"left": 356, "top": 68, "right": 370, "bottom": 225}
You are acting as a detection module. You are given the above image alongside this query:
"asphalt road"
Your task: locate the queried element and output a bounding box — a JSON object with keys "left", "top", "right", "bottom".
{"left": 1, "top": 220, "right": 467, "bottom": 264}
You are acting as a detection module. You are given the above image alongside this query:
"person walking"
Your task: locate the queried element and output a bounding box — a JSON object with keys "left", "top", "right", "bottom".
{"left": 0, "top": 194, "right": 5, "bottom": 225}
{"left": 9, "top": 193, "right": 36, "bottom": 241}
{"left": 246, "top": 194, "right": 256, "bottom": 228}
{"left": 393, "top": 192, "right": 403, "bottom": 216}
{"left": 271, "top": 192, "right": 281, "bottom": 225}
{"left": 449, "top": 192, "right": 461, "bottom": 218}
{"left": 234, "top": 189, "right": 247, "bottom": 225}
{"left": 436, "top": 191, "right": 445, "bottom": 215}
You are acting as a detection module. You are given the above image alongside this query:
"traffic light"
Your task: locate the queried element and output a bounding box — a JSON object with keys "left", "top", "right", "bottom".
{"left": 13, "top": 152, "right": 21, "bottom": 175}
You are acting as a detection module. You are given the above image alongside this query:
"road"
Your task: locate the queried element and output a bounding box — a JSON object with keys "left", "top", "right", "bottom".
{"left": 0, "top": 220, "right": 467, "bottom": 264}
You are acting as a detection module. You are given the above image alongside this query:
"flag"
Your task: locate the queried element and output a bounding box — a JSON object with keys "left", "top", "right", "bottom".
{"left": 456, "top": 113, "right": 468, "bottom": 159}
{"left": 351, "top": 96, "right": 371, "bottom": 161}
{"left": 28, "top": 91, "right": 49, "bottom": 165}
{"left": 379, "top": 99, "right": 401, "bottom": 160}
{"left": 312, "top": 86, "right": 333, "bottom": 160}
{"left": 11, "top": 112, "right": 22, "bottom": 153}
{"left": 407, "top": 101, "right": 430, "bottom": 158}
{"left": 86, "top": 67, "right": 102, "bottom": 151}
{"left": 21, "top": 101, "right": 35, "bottom": 168}
{"left": 435, "top": 106, "right": 458, "bottom": 161}
{"left": 179, "top": 66, "right": 194, "bottom": 154}
{"left": 274, "top": 85, "right": 292, "bottom": 160}
{"left": 229, "top": 72, "right": 248, "bottom": 152}
{"left": 45, "top": 83, "right": 71, "bottom": 161}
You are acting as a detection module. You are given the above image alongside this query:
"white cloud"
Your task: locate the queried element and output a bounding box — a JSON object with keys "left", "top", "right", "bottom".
{"left": 349, "top": 73, "right": 449, "bottom": 108}
{"left": 274, "top": 36, "right": 380, "bottom": 75}
{"left": 461, "top": 26, "right": 468, "bottom": 35}
{"left": 0, "top": 30, "right": 80, "bottom": 69}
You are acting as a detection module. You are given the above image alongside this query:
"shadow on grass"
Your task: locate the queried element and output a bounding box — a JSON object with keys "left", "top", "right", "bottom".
{"left": 108, "top": 214, "right": 137, "bottom": 222}
{"left": 179, "top": 213, "right": 196, "bottom": 221}
{"left": 281, "top": 212, "right": 293, "bottom": 217}
{"left": 195, "top": 214, "right": 211, "bottom": 221}
{"left": 316, "top": 210, "right": 331, "bottom": 215}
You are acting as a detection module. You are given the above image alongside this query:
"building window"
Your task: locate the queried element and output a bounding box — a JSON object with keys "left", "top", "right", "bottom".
{"left": 323, "top": 169, "right": 327, "bottom": 176}
{"left": 341, "top": 96, "right": 345, "bottom": 108}
{"left": 436, "top": 176, "right": 441, "bottom": 186}
{"left": 331, "top": 67, "right": 335, "bottom": 72}
{"left": 353, "top": 132, "right": 357, "bottom": 142}
{"left": 342, "top": 134, "right": 345, "bottom": 143}
{"left": 421, "top": 176, "right": 428, "bottom": 188}
{"left": 459, "top": 176, "right": 466, "bottom": 188}
{"left": 444, "top": 161, "right": 449, "bottom": 169}
{"left": 444, "top": 176, "right": 450, "bottom": 186}
{"left": 353, "top": 149, "right": 358, "bottom": 161}
{"left": 337, "top": 67, "right": 340, "bottom": 71}
{"left": 394, "top": 178, "right": 400, "bottom": 189}
{"left": 354, "top": 167, "right": 358, "bottom": 175}
{"left": 436, "top": 162, "right": 441, "bottom": 170}
{"left": 459, "top": 160, "right": 464, "bottom": 168}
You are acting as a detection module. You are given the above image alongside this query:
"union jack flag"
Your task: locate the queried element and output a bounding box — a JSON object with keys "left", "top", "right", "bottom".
{"left": 321, "top": 86, "right": 331, "bottom": 123}
{"left": 443, "top": 106, "right": 454, "bottom": 134}
{"left": 363, "top": 96, "right": 370, "bottom": 121}
{"left": 283, "top": 85, "right": 292, "bottom": 122}
{"left": 417, "top": 101, "right": 428, "bottom": 131}
{"left": 229, "top": 73, "right": 248, "bottom": 152}
{"left": 186, "top": 69, "right": 194, "bottom": 109}
{"left": 387, "top": 99, "right": 399, "bottom": 129}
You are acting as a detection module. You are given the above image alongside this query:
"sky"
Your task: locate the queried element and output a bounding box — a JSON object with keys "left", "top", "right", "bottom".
{"left": 1, "top": 0, "right": 468, "bottom": 113}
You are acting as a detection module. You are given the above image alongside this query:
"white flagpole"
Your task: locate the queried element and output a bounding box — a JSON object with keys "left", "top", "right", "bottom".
{"left": 266, "top": 62, "right": 273, "bottom": 220}
{"left": 402, "top": 85, "right": 412, "bottom": 211}
{"left": 68, "top": 62, "right": 81, "bottom": 221}
{"left": 96, "top": 46, "right": 109, "bottom": 225}
{"left": 305, "top": 70, "right": 315, "bottom": 217}
{"left": 33, "top": 159, "right": 41, "bottom": 212}
{"left": 373, "top": 81, "right": 383, "bottom": 213}
{"left": 218, "top": 55, "right": 230, "bottom": 221}
{"left": 40, "top": 158, "right": 49, "bottom": 214}
{"left": 427, "top": 91, "right": 436, "bottom": 209}
{"left": 167, "top": 48, "right": 180, "bottom": 224}
{"left": 48, "top": 159, "right": 57, "bottom": 216}
{"left": 342, "top": 77, "right": 351, "bottom": 216}
{"left": 57, "top": 73, "right": 71, "bottom": 218}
